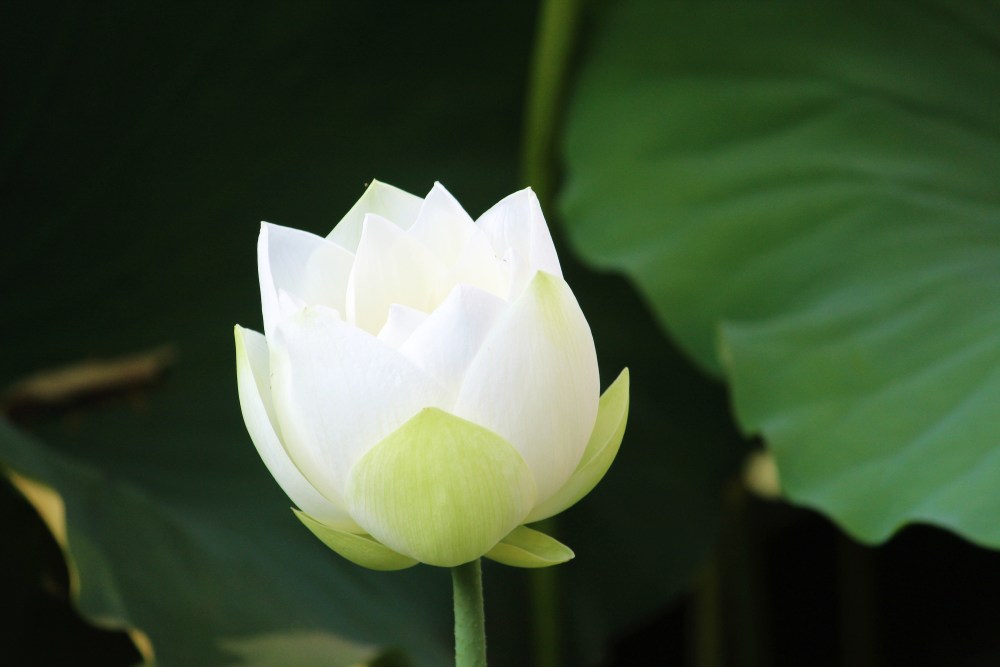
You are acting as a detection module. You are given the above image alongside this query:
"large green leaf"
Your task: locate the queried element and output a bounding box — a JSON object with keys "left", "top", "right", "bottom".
{"left": 561, "top": 1, "right": 1000, "bottom": 545}
{"left": 0, "top": 421, "right": 415, "bottom": 667}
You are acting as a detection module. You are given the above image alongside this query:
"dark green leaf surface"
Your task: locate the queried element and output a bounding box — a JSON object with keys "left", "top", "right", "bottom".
{"left": 0, "top": 478, "right": 143, "bottom": 666}
{"left": 561, "top": 1, "right": 1000, "bottom": 545}
{"left": 0, "top": 420, "right": 417, "bottom": 666}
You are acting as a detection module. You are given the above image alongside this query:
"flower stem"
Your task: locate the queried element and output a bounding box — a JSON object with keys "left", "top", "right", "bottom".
{"left": 529, "top": 547, "right": 560, "bottom": 667}
{"left": 452, "top": 559, "right": 487, "bottom": 667}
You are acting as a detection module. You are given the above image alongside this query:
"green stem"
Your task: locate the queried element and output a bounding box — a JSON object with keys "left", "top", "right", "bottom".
{"left": 690, "top": 561, "right": 722, "bottom": 667}
{"left": 529, "top": 543, "right": 560, "bottom": 667}
{"left": 521, "top": 0, "right": 583, "bottom": 203}
{"left": 452, "top": 559, "right": 487, "bottom": 667}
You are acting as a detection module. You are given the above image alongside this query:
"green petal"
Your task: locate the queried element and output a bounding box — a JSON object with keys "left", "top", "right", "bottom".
{"left": 293, "top": 509, "right": 417, "bottom": 571}
{"left": 485, "top": 525, "right": 574, "bottom": 568}
{"left": 346, "top": 408, "right": 536, "bottom": 567}
{"left": 526, "top": 368, "right": 629, "bottom": 522}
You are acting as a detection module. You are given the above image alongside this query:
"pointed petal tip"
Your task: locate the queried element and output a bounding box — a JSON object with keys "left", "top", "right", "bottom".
{"left": 484, "top": 524, "right": 575, "bottom": 568}
{"left": 234, "top": 323, "right": 254, "bottom": 353}
{"left": 365, "top": 177, "right": 415, "bottom": 197}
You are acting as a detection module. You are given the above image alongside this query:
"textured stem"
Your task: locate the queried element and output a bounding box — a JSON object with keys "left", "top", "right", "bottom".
{"left": 452, "top": 559, "right": 487, "bottom": 667}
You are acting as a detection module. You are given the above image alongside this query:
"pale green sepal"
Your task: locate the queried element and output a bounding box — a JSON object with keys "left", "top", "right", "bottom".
{"left": 525, "top": 368, "right": 630, "bottom": 523}
{"left": 346, "top": 408, "right": 536, "bottom": 567}
{"left": 292, "top": 509, "right": 418, "bottom": 571}
{"left": 485, "top": 525, "right": 574, "bottom": 568}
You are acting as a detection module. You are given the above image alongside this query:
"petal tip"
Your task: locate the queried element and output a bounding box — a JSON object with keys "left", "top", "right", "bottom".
{"left": 484, "top": 525, "right": 575, "bottom": 568}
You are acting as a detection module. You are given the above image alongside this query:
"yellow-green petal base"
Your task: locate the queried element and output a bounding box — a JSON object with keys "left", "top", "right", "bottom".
{"left": 346, "top": 408, "right": 536, "bottom": 567}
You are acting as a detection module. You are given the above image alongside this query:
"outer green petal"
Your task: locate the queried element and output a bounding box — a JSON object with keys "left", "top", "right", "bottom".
{"left": 293, "top": 509, "right": 418, "bottom": 571}
{"left": 327, "top": 179, "right": 423, "bottom": 252}
{"left": 485, "top": 525, "right": 574, "bottom": 568}
{"left": 525, "top": 368, "right": 629, "bottom": 523}
{"left": 346, "top": 408, "right": 536, "bottom": 567}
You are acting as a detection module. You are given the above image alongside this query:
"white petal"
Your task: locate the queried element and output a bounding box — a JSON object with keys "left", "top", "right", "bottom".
{"left": 269, "top": 306, "right": 449, "bottom": 499}
{"left": 277, "top": 289, "right": 307, "bottom": 320}
{"left": 477, "top": 188, "right": 562, "bottom": 281}
{"left": 377, "top": 304, "right": 429, "bottom": 349}
{"left": 447, "top": 227, "right": 509, "bottom": 299}
{"left": 234, "top": 326, "right": 360, "bottom": 531}
{"left": 258, "top": 223, "right": 354, "bottom": 336}
{"left": 499, "top": 247, "right": 533, "bottom": 303}
{"left": 407, "top": 182, "right": 478, "bottom": 266}
{"left": 327, "top": 179, "right": 424, "bottom": 252}
{"left": 346, "top": 213, "right": 448, "bottom": 334}
{"left": 525, "top": 368, "right": 629, "bottom": 523}
{"left": 453, "top": 271, "right": 599, "bottom": 502}
{"left": 397, "top": 285, "right": 508, "bottom": 401}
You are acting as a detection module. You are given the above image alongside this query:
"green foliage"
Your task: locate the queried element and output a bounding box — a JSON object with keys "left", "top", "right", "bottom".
{"left": 0, "top": 420, "right": 430, "bottom": 666}
{"left": 561, "top": 0, "right": 1000, "bottom": 545}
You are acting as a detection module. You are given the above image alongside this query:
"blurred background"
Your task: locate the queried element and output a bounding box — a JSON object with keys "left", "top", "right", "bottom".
{"left": 3, "top": 1, "right": 1000, "bottom": 666}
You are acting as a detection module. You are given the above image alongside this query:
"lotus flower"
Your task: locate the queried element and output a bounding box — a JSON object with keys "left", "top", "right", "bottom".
{"left": 235, "top": 180, "right": 628, "bottom": 569}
